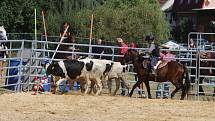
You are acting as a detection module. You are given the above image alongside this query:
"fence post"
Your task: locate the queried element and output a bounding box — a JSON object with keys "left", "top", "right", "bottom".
{"left": 112, "top": 47, "right": 115, "bottom": 61}
{"left": 196, "top": 48, "right": 201, "bottom": 100}
{"left": 17, "top": 40, "right": 25, "bottom": 92}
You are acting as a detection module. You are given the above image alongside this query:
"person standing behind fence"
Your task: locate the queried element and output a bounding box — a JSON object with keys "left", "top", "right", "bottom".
{"left": 92, "top": 39, "right": 105, "bottom": 59}
{"left": 188, "top": 38, "right": 196, "bottom": 49}
{"left": 0, "top": 43, "right": 8, "bottom": 79}
{"left": 116, "top": 37, "right": 128, "bottom": 64}
{"left": 116, "top": 37, "right": 128, "bottom": 96}
{"left": 130, "top": 41, "right": 137, "bottom": 48}
{"left": 60, "top": 22, "right": 70, "bottom": 38}
{"left": 55, "top": 22, "right": 76, "bottom": 59}
{"left": 0, "top": 26, "right": 8, "bottom": 80}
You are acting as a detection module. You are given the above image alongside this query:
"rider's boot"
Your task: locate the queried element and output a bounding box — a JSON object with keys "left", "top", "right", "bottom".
{"left": 151, "top": 68, "right": 157, "bottom": 81}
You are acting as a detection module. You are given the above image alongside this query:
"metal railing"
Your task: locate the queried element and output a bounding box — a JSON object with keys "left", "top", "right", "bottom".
{"left": 0, "top": 33, "right": 214, "bottom": 100}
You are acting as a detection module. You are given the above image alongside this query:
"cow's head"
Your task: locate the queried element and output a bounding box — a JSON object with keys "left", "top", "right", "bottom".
{"left": 46, "top": 62, "right": 65, "bottom": 78}
{"left": 85, "top": 61, "right": 94, "bottom": 71}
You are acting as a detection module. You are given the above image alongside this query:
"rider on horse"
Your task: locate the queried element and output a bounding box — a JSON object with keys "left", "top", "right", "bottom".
{"left": 145, "top": 34, "right": 160, "bottom": 75}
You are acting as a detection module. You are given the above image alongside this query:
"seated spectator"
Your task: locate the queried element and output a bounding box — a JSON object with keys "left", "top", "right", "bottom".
{"left": 92, "top": 39, "right": 105, "bottom": 59}
{"left": 188, "top": 38, "right": 196, "bottom": 49}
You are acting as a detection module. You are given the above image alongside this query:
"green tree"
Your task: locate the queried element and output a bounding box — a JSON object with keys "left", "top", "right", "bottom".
{"left": 0, "top": 0, "right": 37, "bottom": 32}
{"left": 175, "top": 18, "right": 193, "bottom": 43}
{"left": 0, "top": 0, "right": 170, "bottom": 44}
{"left": 44, "top": 0, "right": 170, "bottom": 44}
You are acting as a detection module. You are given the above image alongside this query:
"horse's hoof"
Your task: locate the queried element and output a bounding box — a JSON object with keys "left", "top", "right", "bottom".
{"left": 199, "top": 93, "right": 205, "bottom": 96}
{"left": 196, "top": 93, "right": 205, "bottom": 96}
{"left": 120, "top": 91, "right": 126, "bottom": 96}
{"left": 156, "top": 96, "right": 161, "bottom": 99}
{"left": 129, "top": 94, "right": 132, "bottom": 97}
{"left": 171, "top": 94, "right": 174, "bottom": 99}
{"left": 163, "top": 96, "right": 168, "bottom": 99}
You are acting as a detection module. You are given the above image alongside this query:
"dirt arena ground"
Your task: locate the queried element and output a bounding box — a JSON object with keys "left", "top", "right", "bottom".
{"left": 0, "top": 92, "right": 214, "bottom": 121}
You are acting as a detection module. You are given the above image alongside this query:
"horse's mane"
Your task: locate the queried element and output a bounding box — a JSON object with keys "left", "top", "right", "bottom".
{"left": 127, "top": 49, "right": 138, "bottom": 53}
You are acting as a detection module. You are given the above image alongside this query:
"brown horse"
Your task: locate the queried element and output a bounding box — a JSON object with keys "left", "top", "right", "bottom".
{"left": 124, "top": 49, "right": 190, "bottom": 100}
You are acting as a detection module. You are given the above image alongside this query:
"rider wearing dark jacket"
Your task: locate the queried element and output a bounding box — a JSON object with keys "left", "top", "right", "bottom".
{"left": 145, "top": 34, "right": 160, "bottom": 74}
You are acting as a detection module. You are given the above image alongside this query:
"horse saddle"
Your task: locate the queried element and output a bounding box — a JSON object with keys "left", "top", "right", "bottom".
{"left": 157, "top": 61, "right": 168, "bottom": 69}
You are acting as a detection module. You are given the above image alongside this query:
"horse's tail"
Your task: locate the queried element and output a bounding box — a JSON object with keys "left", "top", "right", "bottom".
{"left": 183, "top": 65, "right": 191, "bottom": 95}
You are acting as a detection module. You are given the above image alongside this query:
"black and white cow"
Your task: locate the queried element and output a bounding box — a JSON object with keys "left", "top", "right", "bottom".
{"left": 46, "top": 59, "right": 106, "bottom": 95}
{"left": 89, "top": 59, "right": 131, "bottom": 95}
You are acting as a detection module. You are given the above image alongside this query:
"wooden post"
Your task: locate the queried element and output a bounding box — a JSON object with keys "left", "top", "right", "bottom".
{"left": 88, "top": 14, "right": 94, "bottom": 57}
{"left": 34, "top": 9, "right": 37, "bottom": 41}
{"left": 42, "top": 11, "right": 49, "bottom": 57}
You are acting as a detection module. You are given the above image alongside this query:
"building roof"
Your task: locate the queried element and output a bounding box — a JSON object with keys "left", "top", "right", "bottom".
{"left": 172, "top": 0, "right": 204, "bottom": 12}
{"left": 172, "top": 0, "right": 215, "bottom": 12}
{"left": 197, "top": 0, "right": 215, "bottom": 10}
{"left": 161, "top": 0, "right": 175, "bottom": 11}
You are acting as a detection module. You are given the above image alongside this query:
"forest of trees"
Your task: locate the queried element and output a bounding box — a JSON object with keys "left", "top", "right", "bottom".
{"left": 0, "top": 0, "right": 170, "bottom": 43}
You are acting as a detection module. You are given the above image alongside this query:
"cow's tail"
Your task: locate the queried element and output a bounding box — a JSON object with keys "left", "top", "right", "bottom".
{"left": 183, "top": 65, "right": 191, "bottom": 96}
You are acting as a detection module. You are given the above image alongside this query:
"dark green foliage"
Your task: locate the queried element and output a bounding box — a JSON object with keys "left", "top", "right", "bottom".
{"left": 0, "top": 0, "right": 37, "bottom": 32}
{"left": 174, "top": 18, "right": 193, "bottom": 43}
{"left": 0, "top": 0, "right": 170, "bottom": 44}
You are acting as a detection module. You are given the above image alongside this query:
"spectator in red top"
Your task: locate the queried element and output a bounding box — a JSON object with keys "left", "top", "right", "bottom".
{"left": 130, "top": 41, "right": 137, "bottom": 48}
{"left": 116, "top": 38, "right": 128, "bottom": 55}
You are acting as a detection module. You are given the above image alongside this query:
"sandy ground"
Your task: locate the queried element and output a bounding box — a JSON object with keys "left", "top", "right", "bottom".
{"left": 0, "top": 92, "right": 214, "bottom": 121}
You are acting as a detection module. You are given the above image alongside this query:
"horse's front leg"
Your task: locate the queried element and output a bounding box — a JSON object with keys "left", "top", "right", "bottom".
{"left": 171, "top": 82, "right": 181, "bottom": 99}
{"left": 144, "top": 80, "right": 152, "bottom": 99}
{"left": 129, "top": 80, "right": 143, "bottom": 97}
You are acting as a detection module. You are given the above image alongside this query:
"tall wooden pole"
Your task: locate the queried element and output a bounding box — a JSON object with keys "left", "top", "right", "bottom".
{"left": 88, "top": 14, "right": 94, "bottom": 56}
{"left": 42, "top": 11, "right": 49, "bottom": 57}
{"left": 34, "top": 9, "right": 37, "bottom": 42}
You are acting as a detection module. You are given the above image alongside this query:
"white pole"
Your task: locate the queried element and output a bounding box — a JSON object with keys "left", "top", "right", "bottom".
{"left": 34, "top": 9, "right": 37, "bottom": 41}
{"left": 88, "top": 14, "right": 93, "bottom": 56}
{"left": 50, "top": 25, "right": 70, "bottom": 63}
{"left": 34, "top": 8, "right": 39, "bottom": 94}
{"left": 42, "top": 11, "right": 49, "bottom": 56}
